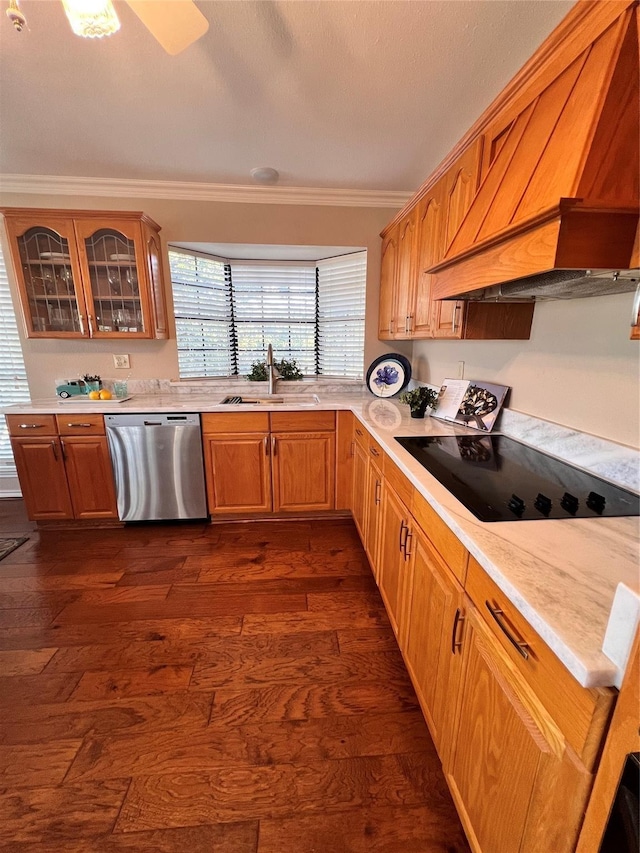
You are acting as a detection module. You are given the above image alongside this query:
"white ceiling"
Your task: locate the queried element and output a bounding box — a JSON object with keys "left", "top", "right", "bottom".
{"left": 0, "top": 0, "right": 575, "bottom": 193}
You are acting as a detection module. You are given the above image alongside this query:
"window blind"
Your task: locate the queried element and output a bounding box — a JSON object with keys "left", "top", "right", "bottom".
{"left": 169, "top": 250, "right": 234, "bottom": 378}
{"left": 230, "top": 261, "right": 317, "bottom": 375}
{"left": 0, "top": 243, "right": 30, "bottom": 477}
{"left": 317, "top": 251, "right": 366, "bottom": 378}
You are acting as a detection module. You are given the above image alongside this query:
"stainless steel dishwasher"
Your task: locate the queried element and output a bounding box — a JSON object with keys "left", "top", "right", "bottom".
{"left": 105, "top": 413, "right": 208, "bottom": 521}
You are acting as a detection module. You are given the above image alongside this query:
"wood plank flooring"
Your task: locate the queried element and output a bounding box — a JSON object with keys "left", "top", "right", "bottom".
{"left": 0, "top": 499, "right": 469, "bottom": 852}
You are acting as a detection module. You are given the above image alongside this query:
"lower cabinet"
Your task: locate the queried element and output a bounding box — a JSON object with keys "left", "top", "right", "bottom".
{"left": 8, "top": 414, "right": 117, "bottom": 521}
{"left": 363, "top": 455, "right": 382, "bottom": 576}
{"left": 377, "top": 482, "right": 412, "bottom": 638}
{"left": 349, "top": 420, "right": 614, "bottom": 853}
{"left": 202, "top": 411, "right": 336, "bottom": 515}
{"left": 204, "top": 432, "right": 272, "bottom": 513}
{"left": 11, "top": 436, "right": 74, "bottom": 520}
{"left": 447, "top": 605, "right": 592, "bottom": 853}
{"left": 403, "top": 527, "right": 465, "bottom": 769}
{"left": 351, "top": 439, "right": 368, "bottom": 539}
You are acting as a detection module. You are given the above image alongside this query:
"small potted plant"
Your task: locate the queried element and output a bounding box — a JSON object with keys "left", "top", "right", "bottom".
{"left": 245, "top": 358, "right": 304, "bottom": 381}
{"left": 399, "top": 385, "right": 438, "bottom": 418}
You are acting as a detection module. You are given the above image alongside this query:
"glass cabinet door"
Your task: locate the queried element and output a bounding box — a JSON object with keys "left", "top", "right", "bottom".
{"left": 77, "top": 223, "right": 149, "bottom": 337}
{"left": 15, "top": 223, "right": 87, "bottom": 336}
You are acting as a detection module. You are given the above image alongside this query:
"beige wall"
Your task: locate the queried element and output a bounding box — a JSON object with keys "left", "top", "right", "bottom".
{"left": 412, "top": 293, "right": 640, "bottom": 448}
{"left": 0, "top": 192, "right": 410, "bottom": 399}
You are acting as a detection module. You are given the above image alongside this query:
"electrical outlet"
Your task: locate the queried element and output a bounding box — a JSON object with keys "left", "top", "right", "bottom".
{"left": 457, "top": 360, "right": 465, "bottom": 379}
{"left": 113, "top": 354, "right": 130, "bottom": 369}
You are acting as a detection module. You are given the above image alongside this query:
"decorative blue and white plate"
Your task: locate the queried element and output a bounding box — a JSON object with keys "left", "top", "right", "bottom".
{"left": 366, "top": 354, "right": 411, "bottom": 398}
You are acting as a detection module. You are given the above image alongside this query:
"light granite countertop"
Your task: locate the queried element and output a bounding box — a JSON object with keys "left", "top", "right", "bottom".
{"left": 5, "top": 391, "right": 639, "bottom": 689}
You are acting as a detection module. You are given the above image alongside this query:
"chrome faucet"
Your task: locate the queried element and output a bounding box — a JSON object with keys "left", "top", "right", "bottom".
{"left": 266, "top": 343, "right": 281, "bottom": 395}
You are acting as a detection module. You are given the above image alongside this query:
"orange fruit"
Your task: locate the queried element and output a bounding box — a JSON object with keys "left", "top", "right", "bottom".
{"left": 88, "top": 390, "right": 100, "bottom": 400}
{"left": 99, "top": 389, "right": 112, "bottom": 400}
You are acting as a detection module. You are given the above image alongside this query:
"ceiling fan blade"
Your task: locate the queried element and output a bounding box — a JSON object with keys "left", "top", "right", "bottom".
{"left": 125, "top": 0, "right": 209, "bottom": 55}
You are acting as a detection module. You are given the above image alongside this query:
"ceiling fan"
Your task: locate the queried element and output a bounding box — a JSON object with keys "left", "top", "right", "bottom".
{"left": 5, "top": 0, "right": 209, "bottom": 55}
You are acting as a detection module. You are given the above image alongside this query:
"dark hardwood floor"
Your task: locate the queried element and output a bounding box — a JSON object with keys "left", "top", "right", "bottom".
{"left": 0, "top": 499, "right": 469, "bottom": 852}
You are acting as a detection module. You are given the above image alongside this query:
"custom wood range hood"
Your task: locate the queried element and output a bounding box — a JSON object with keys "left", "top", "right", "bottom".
{"left": 429, "top": 0, "right": 640, "bottom": 303}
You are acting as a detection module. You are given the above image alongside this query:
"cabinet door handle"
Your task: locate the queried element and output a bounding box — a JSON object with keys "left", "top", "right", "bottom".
{"left": 631, "top": 283, "right": 640, "bottom": 327}
{"left": 404, "top": 315, "right": 410, "bottom": 333}
{"left": 485, "top": 601, "right": 530, "bottom": 660}
{"left": 19, "top": 423, "right": 44, "bottom": 429}
{"left": 78, "top": 314, "right": 85, "bottom": 335}
{"left": 60, "top": 439, "right": 66, "bottom": 460}
{"left": 452, "top": 303, "right": 460, "bottom": 334}
{"left": 271, "top": 436, "right": 277, "bottom": 456}
{"left": 66, "top": 423, "right": 92, "bottom": 428}
{"left": 404, "top": 529, "right": 412, "bottom": 560}
{"left": 264, "top": 436, "right": 270, "bottom": 456}
{"left": 389, "top": 320, "right": 394, "bottom": 334}
{"left": 87, "top": 314, "right": 94, "bottom": 334}
{"left": 350, "top": 440, "right": 355, "bottom": 458}
{"left": 374, "top": 480, "right": 381, "bottom": 505}
{"left": 399, "top": 520, "right": 409, "bottom": 554}
{"left": 51, "top": 440, "right": 58, "bottom": 461}
{"left": 451, "top": 608, "right": 465, "bottom": 654}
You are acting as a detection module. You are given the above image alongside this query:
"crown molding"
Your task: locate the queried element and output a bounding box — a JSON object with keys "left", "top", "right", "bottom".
{"left": 0, "top": 174, "right": 411, "bottom": 208}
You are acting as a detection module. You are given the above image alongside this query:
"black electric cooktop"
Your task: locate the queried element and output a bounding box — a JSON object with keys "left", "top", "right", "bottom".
{"left": 395, "top": 434, "right": 640, "bottom": 522}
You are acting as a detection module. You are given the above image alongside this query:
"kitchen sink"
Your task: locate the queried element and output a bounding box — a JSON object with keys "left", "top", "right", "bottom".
{"left": 221, "top": 394, "right": 320, "bottom": 406}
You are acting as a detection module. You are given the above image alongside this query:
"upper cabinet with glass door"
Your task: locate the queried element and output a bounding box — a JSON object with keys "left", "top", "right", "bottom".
{"left": 1, "top": 209, "right": 168, "bottom": 340}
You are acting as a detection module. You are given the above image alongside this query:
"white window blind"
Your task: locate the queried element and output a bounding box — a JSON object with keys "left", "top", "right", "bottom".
{"left": 230, "top": 261, "right": 317, "bottom": 375}
{"left": 317, "top": 251, "right": 366, "bottom": 378}
{"left": 169, "top": 250, "right": 234, "bottom": 378}
{"left": 0, "top": 243, "right": 30, "bottom": 477}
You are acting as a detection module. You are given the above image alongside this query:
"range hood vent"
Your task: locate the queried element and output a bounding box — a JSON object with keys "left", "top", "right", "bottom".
{"left": 457, "top": 269, "right": 640, "bottom": 302}
{"left": 429, "top": 4, "right": 639, "bottom": 302}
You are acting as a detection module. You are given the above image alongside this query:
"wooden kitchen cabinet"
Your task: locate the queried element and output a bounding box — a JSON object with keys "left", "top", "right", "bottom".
{"left": 351, "top": 437, "right": 369, "bottom": 539}
{"left": 403, "top": 528, "right": 466, "bottom": 769}
{"left": 203, "top": 432, "right": 272, "bottom": 514}
{"left": 202, "top": 411, "right": 336, "bottom": 516}
{"left": 432, "top": 138, "right": 483, "bottom": 339}
{"left": 8, "top": 414, "right": 117, "bottom": 521}
{"left": 1, "top": 208, "right": 168, "bottom": 339}
{"left": 11, "top": 436, "right": 74, "bottom": 520}
{"left": 378, "top": 137, "right": 533, "bottom": 341}
{"left": 271, "top": 431, "right": 335, "bottom": 512}
{"left": 363, "top": 454, "right": 383, "bottom": 579}
{"left": 377, "top": 481, "right": 412, "bottom": 639}
{"left": 61, "top": 436, "right": 119, "bottom": 519}
{"left": 378, "top": 225, "right": 399, "bottom": 339}
{"left": 447, "top": 605, "right": 593, "bottom": 853}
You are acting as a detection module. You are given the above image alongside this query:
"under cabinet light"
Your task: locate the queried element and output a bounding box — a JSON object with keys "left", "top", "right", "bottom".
{"left": 62, "top": 0, "right": 120, "bottom": 38}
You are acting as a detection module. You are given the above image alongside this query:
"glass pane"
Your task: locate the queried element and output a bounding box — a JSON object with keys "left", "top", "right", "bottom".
{"left": 17, "top": 227, "right": 81, "bottom": 333}
{"left": 84, "top": 228, "right": 144, "bottom": 333}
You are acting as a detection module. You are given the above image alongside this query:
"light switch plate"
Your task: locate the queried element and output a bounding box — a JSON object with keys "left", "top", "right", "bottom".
{"left": 113, "top": 354, "right": 130, "bottom": 369}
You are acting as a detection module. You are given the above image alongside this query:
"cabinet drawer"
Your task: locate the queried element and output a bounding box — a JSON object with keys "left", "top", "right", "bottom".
{"left": 56, "top": 414, "right": 105, "bottom": 435}
{"left": 466, "top": 556, "right": 614, "bottom": 768}
{"left": 411, "top": 490, "right": 469, "bottom": 586}
{"left": 6, "top": 414, "right": 57, "bottom": 436}
{"left": 270, "top": 410, "right": 335, "bottom": 432}
{"left": 383, "top": 456, "right": 413, "bottom": 508}
{"left": 202, "top": 412, "right": 270, "bottom": 433}
{"left": 354, "top": 421, "right": 370, "bottom": 449}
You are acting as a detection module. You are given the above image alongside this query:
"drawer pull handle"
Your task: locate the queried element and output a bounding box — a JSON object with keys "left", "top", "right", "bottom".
{"left": 451, "top": 608, "right": 465, "bottom": 654}
{"left": 355, "top": 428, "right": 364, "bottom": 437}
{"left": 370, "top": 447, "right": 380, "bottom": 457}
{"left": 66, "top": 423, "right": 92, "bottom": 428}
{"left": 19, "top": 423, "right": 44, "bottom": 429}
{"left": 486, "top": 601, "right": 530, "bottom": 660}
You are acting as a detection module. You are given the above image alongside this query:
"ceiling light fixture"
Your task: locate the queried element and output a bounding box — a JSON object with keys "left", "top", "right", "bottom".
{"left": 250, "top": 167, "right": 280, "bottom": 185}
{"left": 61, "top": 0, "right": 120, "bottom": 39}
{"left": 6, "top": 0, "right": 26, "bottom": 31}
